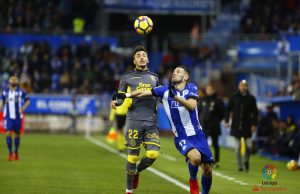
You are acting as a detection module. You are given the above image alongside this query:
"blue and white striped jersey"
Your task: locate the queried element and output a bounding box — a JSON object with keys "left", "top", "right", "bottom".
{"left": 152, "top": 83, "right": 202, "bottom": 137}
{"left": 2, "top": 87, "right": 29, "bottom": 119}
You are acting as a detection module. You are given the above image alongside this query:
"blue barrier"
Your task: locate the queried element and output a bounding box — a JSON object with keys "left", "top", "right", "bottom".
{"left": 235, "top": 59, "right": 278, "bottom": 69}
{"left": 258, "top": 96, "right": 300, "bottom": 121}
{"left": 103, "top": 0, "right": 217, "bottom": 14}
{"left": 26, "top": 95, "right": 99, "bottom": 115}
{"left": 286, "top": 35, "right": 300, "bottom": 51}
{"left": 0, "top": 34, "right": 119, "bottom": 51}
{"left": 238, "top": 42, "right": 278, "bottom": 58}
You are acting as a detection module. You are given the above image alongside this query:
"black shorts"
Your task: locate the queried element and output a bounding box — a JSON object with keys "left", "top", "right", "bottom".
{"left": 124, "top": 119, "right": 160, "bottom": 150}
{"left": 116, "top": 115, "right": 126, "bottom": 130}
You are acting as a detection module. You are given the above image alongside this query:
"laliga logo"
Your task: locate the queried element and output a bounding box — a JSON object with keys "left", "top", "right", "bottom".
{"left": 261, "top": 164, "right": 278, "bottom": 186}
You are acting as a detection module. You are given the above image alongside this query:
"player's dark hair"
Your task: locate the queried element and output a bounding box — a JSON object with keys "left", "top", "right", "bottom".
{"left": 133, "top": 46, "right": 147, "bottom": 58}
{"left": 178, "top": 65, "right": 190, "bottom": 78}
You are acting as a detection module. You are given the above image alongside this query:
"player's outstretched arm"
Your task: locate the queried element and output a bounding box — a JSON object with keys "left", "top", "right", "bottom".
{"left": 130, "top": 90, "right": 152, "bottom": 98}
{"left": 173, "top": 96, "right": 197, "bottom": 111}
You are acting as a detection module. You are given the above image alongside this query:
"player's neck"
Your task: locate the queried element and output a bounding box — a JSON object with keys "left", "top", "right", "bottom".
{"left": 135, "top": 66, "right": 148, "bottom": 71}
{"left": 174, "top": 82, "right": 186, "bottom": 91}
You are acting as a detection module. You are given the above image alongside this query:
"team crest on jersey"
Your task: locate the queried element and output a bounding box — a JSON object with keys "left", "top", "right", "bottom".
{"left": 150, "top": 75, "right": 156, "bottom": 82}
{"left": 130, "top": 138, "right": 136, "bottom": 147}
{"left": 183, "top": 89, "right": 189, "bottom": 96}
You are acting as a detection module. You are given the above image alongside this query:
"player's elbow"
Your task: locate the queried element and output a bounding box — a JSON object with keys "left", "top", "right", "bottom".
{"left": 186, "top": 99, "right": 197, "bottom": 110}
{"left": 187, "top": 104, "right": 197, "bottom": 111}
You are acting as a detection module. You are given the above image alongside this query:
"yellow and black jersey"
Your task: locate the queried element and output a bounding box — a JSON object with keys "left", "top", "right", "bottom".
{"left": 118, "top": 69, "right": 159, "bottom": 122}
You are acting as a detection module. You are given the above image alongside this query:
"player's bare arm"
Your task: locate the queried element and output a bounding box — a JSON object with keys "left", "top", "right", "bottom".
{"left": 130, "top": 90, "right": 152, "bottom": 98}
{"left": 21, "top": 99, "right": 30, "bottom": 113}
{"left": 0, "top": 100, "right": 4, "bottom": 111}
{"left": 173, "top": 96, "right": 197, "bottom": 110}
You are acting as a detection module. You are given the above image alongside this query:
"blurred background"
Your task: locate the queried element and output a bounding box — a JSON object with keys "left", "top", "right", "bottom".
{"left": 0, "top": 0, "right": 300, "bottom": 160}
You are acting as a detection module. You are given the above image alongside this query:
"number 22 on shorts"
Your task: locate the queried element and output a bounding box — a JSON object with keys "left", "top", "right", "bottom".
{"left": 128, "top": 129, "right": 138, "bottom": 139}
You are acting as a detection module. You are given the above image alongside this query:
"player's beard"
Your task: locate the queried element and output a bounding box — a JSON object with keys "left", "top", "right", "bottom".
{"left": 171, "top": 75, "right": 183, "bottom": 84}
{"left": 10, "top": 83, "right": 18, "bottom": 88}
{"left": 136, "top": 59, "right": 148, "bottom": 70}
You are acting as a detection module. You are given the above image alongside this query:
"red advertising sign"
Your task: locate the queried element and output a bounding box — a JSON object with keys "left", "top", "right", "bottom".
{"left": 0, "top": 112, "right": 3, "bottom": 133}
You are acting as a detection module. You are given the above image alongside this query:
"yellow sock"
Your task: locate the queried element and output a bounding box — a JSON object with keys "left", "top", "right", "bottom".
{"left": 117, "top": 133, "right": 125, "bottom": 151}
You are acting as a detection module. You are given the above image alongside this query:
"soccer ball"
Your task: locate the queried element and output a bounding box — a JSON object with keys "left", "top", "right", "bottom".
{"left": 286, "top": 160, "right": 298, "bottom": 171}
{"left": 134, "top": 16, "right": 153, "bottom": 35}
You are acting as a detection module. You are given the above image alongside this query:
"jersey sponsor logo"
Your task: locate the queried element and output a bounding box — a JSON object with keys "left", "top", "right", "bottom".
{"left": 189, "top": 92, "right": 198, "bottom": 97}
{"left": 136, "top": 83, "right": 152, "bottom": 91}
{"left": 171, "top": 101, "right": 183, "bottom": 108}
{"left": 146, "top": 133, "right": 159, "bottom": 139}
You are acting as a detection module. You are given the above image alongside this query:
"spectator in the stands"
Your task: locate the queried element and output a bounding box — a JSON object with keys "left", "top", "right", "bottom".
{"left": 256, "top": 105, "right": 278, "bottom": 152}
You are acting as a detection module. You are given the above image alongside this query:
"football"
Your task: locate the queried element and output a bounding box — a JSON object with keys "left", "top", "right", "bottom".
{"left": 287, "top": 160, "right": 298, "bottom": 171}
{"left": 134, "top": 16, "right": 153, "bottom": 35}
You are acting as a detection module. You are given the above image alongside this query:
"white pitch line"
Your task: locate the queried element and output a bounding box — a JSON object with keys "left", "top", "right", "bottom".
{"left": 86, "top": 136, "right": 250, "bottom": 189}
{"left": 213, "top": 171, "right": 249, "bottom": 186}
{"left": 160, "top": 153, "right": 177, "bottom": 161}
{"left": 85, "top": 136, "right": 190, "bottom": 192}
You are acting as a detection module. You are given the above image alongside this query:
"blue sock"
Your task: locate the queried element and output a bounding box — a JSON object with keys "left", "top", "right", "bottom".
{"left": 201, "top": 174, "right": 212, "bottom": 194}
{"left": 188, "top": 161, "right": 198, "bottom": 180}
{"left": 6, "top": 136, "right": 13, "bottom": 154}
{"left": 14, "top": 137, "right": 20, "bottom": 153}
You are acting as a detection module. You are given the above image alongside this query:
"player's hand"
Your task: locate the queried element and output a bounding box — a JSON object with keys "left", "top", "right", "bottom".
{"left": 110, "top": 100, "right": 118, "bottom": 109}
{"left": 168, "top": 81, "right": 176, "bottom": 98}
{"left": 111, "top": 93, "right": 126, "bottom": 100}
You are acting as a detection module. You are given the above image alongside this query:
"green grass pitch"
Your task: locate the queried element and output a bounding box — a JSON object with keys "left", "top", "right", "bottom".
{"left": 0, "top": 134, "right": 299, "bottom": 194}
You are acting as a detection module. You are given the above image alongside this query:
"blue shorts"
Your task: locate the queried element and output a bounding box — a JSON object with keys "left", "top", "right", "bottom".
{"left": 174, "top": 130, "right": 214, "bottom": 164}
{"left": 4, "top": 119, "right": 22, "bottom": 132}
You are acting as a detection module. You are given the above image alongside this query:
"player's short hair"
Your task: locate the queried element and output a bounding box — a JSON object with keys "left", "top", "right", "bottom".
{"left": 178, "top": 65, "right": 190, "bottom": 78}
{"left": 133, "top": 46, "right": 147, "bottom": 58}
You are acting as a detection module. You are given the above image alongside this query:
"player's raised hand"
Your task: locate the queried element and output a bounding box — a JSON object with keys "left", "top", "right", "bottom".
{"left": 110, "top": 100, "right": 118, "bottom": 109}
